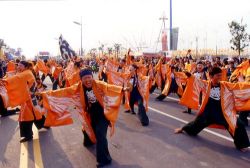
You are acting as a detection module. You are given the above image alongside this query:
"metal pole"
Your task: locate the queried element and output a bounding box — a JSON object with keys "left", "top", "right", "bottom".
{"left": 80, "top": 17, "right": 83, "bottom": 56}
{"left": 196, "top": 36, "right": 198, "bottom": 58}
{"left": 216, "top": 45, "right": 217, "bottom": 56}
{"left": 170, "top": 0, "right": 173, "bottom": 50}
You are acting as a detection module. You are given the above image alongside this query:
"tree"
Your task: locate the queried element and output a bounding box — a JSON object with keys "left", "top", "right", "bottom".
{"left": 114, "top": 43, "right": 121, "bottom": 58}
{"left": 0, "top": 39, "right": 6, "bottom": 50}
{"left": 107, "top": 47, "right": 113, "bottom": 55}
{"left": 89, "top": 48, "right": 97, "bottom": 57}
{"left": 228, "top": 20, "right": 250, "bottom": 56}
{"left": 98, "top": 44, "right": 104, "bottom": 55}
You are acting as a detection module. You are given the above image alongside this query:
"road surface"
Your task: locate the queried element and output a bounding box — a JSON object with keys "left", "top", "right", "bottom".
{"left": 0, "top": 76, "right": 250, "bottom": 168}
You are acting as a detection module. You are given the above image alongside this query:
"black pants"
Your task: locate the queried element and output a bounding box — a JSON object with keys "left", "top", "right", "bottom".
{"left": 129, "top": 88, "right": 149, "bottom": 126}
{"left": 52, "top": 78, "right": 59, "bottom": 90}
{"left": 150, "top": 77, "right": 166, "bottom": 94}
{"left": 100, "top": 72, "right": 107, "bottom": 82}
{"left": 83, "top": 117, "right": 111, "bottom": 164}
{"left": 182, "top": 115, "right": 250, "bottom": 149}
{"left": 149, "top": 83, "right": 157, "bottom": 93}
{"left": 0, "top": 96, "right": 18, "bottom": 117}
{"left": 156, "top": 78, "right": 178, "bottom": 101}
{"left": 239, "top": 111, "right": 249, "bottom": 126}
{"left": 19, "top": 115, "right": 46, "bottom": 138}
{"left": 61, "top": 80, "right": 66, "bottom": 88}
{"left": 0, "top": 96, "right": 7, "bottom": 116}
{"left": 161, "top": 79, "right": 166, "bottom": 92}
{"left": 41, "top": 74, "right": 54, "bottom": 83}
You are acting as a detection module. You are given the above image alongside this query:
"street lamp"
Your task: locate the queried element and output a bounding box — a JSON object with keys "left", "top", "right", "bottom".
{"left": 73, "top": 17, "right": 83, "bottom": 56}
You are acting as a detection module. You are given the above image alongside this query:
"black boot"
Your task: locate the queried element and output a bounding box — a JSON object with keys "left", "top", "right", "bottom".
{"left": 20, "top": 136, "right": 33, "bottom": 143}
{"left": 155, "top": 94, "right": 166, "bottom": 101}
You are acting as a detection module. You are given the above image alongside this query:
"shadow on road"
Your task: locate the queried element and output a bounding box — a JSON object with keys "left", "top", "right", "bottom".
{"left": 0, "top": 117, "right": 18, "bottom": 167}
{"left": 146, "top": 119, "right": 250, "bottom": 164}
{"left": 39, "top": 130, "right": 74, "bottom": 168}
{"left": 107, "top": 160, "right": 143, "bottom": 168}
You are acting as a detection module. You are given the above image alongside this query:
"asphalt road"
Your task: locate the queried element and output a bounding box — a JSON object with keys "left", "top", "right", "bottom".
{"left": 0, "top": 76, "right": 250, "bottom": 168}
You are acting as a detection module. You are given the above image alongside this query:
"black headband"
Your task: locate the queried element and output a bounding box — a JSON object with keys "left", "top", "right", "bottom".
{"left": 79, "top": 69, "right": 92, "bottom": 78}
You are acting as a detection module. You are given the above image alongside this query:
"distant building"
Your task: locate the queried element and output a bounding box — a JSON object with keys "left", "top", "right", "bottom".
{"left": 162, "top": 29, "right": 168, "bottom": 51}
{"left": 35, "top": 51, "right": 51, "bottom": 61}
{"left": 172, "top": 28, "right": 179, "bottom": 50}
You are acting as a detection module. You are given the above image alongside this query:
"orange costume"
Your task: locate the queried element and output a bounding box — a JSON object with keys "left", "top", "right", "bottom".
{"left": 34, "top": 60, "right": 49, "bottom": 75}
{"left": 41, "top": 80, "right": 123, "bottom": 143}
{"left": 64, "top": 62, "right": 81, "bottom": 86}
{"left": 5, "top": 61, "right": 16, "bottom": 77}
{"left": 4, "top": 70, "right": 45, "bottom": 121}
{"left": 230, "top": 60, "right": 249, "bottom": 82}
{"left": 180, "top": 75, "right": 250, "bottom": 135}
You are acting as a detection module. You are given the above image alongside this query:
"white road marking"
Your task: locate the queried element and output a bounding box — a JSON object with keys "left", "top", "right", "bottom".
{"left": 152, "top": 93, "right": 250, "bottom": 120}
{"left": 148, "top": 106, "right": 250, "bottom": 149}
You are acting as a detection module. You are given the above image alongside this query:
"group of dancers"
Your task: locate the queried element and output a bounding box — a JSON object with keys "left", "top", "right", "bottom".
{"left": 0, "top": 50, "right": 250, "bottom": 167}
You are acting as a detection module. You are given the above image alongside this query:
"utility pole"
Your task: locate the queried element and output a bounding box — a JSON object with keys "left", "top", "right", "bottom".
{"left": 215, "top": 30, "right": 218, "bottom": 56}
{"left": 170, "top": 0, "right": 173, "bottom": 50}
{"left": 196, "top": 36, "right": 198, "bottom": 57}
{"left": 159, "top": 14, "right": 168, "bottom": 30}
{"left": 80, "top": 16, "right": 82, "bottom": 56}
{"left": 73, "top": 17, "right": 83, "bottom": 56}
